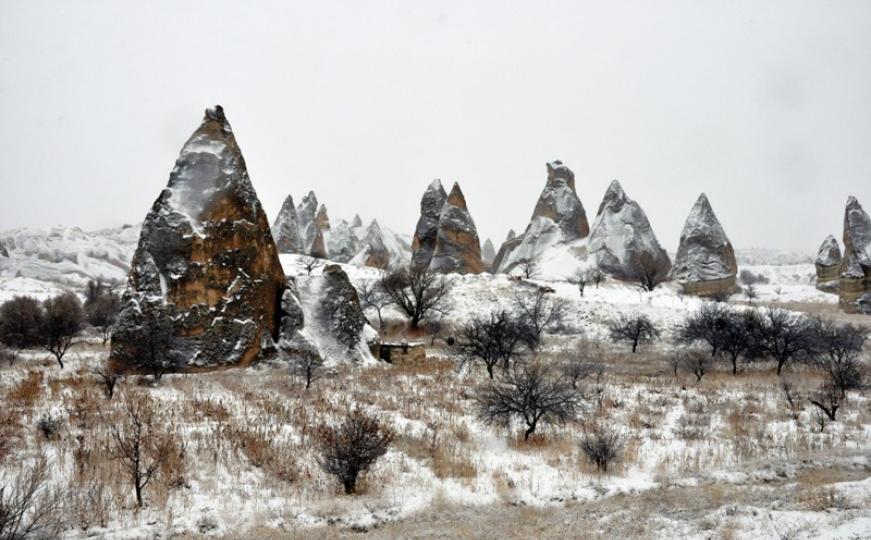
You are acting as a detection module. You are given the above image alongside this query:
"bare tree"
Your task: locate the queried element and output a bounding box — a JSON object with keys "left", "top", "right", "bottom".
{"left": 40, "top": 291, "right": 84, "bottom": 369}
{"left": 743, "top": 284, "right": 758, "bottom": 304}
{"left": 0, "top": 296, "right": 43, "bottom": 365}
{"left": 516, "top": 258, "right": 539, "bottom": 279}
{"left": 580, "top": 423, "right": 625, "bottom": 472}
{"left": 512, "top": 288, "right": 568, "bottom": 341}
{"left": 121, "top": 313, "right": 179, "bottom": 383}
{"left": 105, "top": 396, "right": 172, "bottom": 508}
{"left": 299, "top": 256, "right": 323, "bottom": 276}
{"left": 560, "top": 354, "right": 603, "bottom": 390}
{"left": 588, "top": 268, "right": 605, "bottom": 288}
{"left": 632, "top": 252, "right": 667, "bottom": 292}
{"left": 378, "top": 266, "right": 453, "bottom": 328}
{"left": 290, "top": 350, "right": 324, "bottom": 390}
{"left": 745, "top": 308, "right": 814, "bottom": 375}
{"left": 808, "top": 381, "right": 841, "bottom": 422}
{"left": 806, "top": 318, "right": 867, "bottom": 398}
{"left": 607, "top": 313, "right": 660, "bottom": 353}
{"left": 0, "top": 453, "right": 65, "bottom": 539}
{"left": 316, "top": 410, "right": 395, "bottom": 494}
{"left": 678, "top": 303, "right": 755, "bottom": 374}
{"left": 568, "top": 269, "right": 588, "bottom": 297}
{"left": 476, "top": 363, "right": 582, "bottom": 440}
{"left": 682, "top": 352, "right": 714, "bottom": 383}
{"left": 84, "top": 282, "right": 120, "bottom": 345}
{"left": 780, "top": 377, "right": 802, "bottom": 421}
{"left": 739, "top": 269, "right": 769, "bottom": 286}
{"left": 424, "top": 318, "right": 443, "bottom": 346}
{"left": 455, "top": 310, "right": 538, "bottom": 378}
{"left": 357, "top": 280, "right": 390, "bottom": 330}
{"left": 92, "top": 363, "right": 121, "bottom": 399}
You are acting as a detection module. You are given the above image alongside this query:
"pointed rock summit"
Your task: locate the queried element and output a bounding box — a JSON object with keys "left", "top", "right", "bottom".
{"left": 493, "top": 161, "right": 589, "bottom": 274}
{"left": 815, "top": 235, "right": 841, "bottom": 291}
{"left": 838, "top": 196, "right": 871, "bottom": 313}
{"left": 482, "top": 238, "right": 496, "bottom": 267}
{"left": 272, "top": 195, "right": 303, "bottom": 253}
{"left": 588, "top": 180, "right": 670, "bottom": 281}
{"left": 111, "top": 106, "right": 286, "bottom": 371}
{"left": 429, "top": 182, "right": 485, "bottom": 274}
{"left": 669, "top": 194, "right": 738, "bottom": 296}
{"left": 411, "top": 179, "right": 448, "bottom": 271}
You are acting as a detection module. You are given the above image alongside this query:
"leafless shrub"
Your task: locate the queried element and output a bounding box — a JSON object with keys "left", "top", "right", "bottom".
{"left": 560, "top": 354, "right": 602, "bottom": 389}
{"left": 91, "top": 363, "right": 120, "bottom": 399}
{"left": 682, "top": 352, "right": 714, "bottom": 383}
{"left": 632, "top": 252, "right": 667, "bottom": 292}
{"left": 512, "top": 288, "right": 567, "bottom": 341}
{"left": 607, "top": 313, "right": 660, "bottom": 353}
{"left": 516, "top": 258, "right": 539, "bottom": 279}
{"left": 805, "top": 318, "right": 867, "bottom": 398}
{"left": 808, "top": 382, "right": 841, "bottom": 422}
{"left": 454, "top": 310, "right": 537, "bottom": 378}
{"left": 299, "top": 256, "right": 323, "bottom": 275}
{"left": 289, "top": 350, "right": 324, "bottom": 390}
{"left": 746, "top": 308, "right": 815, "bottom": 375}
{"left": 84, "top": 280, "right": 120, "bottom": 345}
{"left": 476, "top": 363, "right": 582, "bottom": 440}
{"left": 35, "top": 414, "right": 61, "bottom": 440}
{"left": 780, "top": 377, "right": 803, "bottom": 421}
{"left": 316, "top": 410, "right": 395, "bottom": 494}
{"left": 357, "top": 280, "right": 391, "bottom": 330}
{"left": 580, "top": 423, "right": 625, "bottom": 472}
{"left": 41, "top": 291, "right": 85, "bottom": 369}
{"left": 567, "top": 269, "right": 588, "bottom": 297}
{"left": 0, "top": 454, "right": 65, "bottom": 539}
{"left": 105, "top": 395, "right": 173, "bottom": 507}
{"left": 379, "top": 266, "right": 453, "bottom": 328}
{"left": 739, "top": 269, "right": 769, "bottom": 286}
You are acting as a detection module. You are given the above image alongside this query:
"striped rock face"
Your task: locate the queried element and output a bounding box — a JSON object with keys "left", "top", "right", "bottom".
{"left": 111, "top": 106, "right": 286, "bottom": 371}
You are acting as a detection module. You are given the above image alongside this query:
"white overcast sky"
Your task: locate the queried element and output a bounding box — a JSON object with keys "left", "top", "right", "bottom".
{"left": 1, "top": 0, "right": 870, "bottom": 253}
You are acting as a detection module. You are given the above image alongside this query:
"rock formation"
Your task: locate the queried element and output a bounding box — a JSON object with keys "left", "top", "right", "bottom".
{"left": 492, "top": 161, "right": 589, "bottom": 274}
{"left": 111, "top": 106, "right": 286, "bottom": 371}
{"left": 326, "top": 219, "right": 358, "bottom": 263}
{"left": 0, "top": 240, "right": 7, "bottom": 258}
{"left": 271, "top": 195, "right": 303, "bottom": 253}
{"left": 838, "top": 196, "right": 871, "bottom": 313}
{"left": 350, "top": 220, "right": 392, "bottom": 269}
{"left": 429, "top": 182, "right": 485, "bottom": 274}
{"left": 491, "top": 229, "right": 519, "bottom": 273}
{"left": 481, "top": 238, "right": 496, "bottom": 267}
{"left": 411, "top": 179, "right": 448, "bottom": 271}
{"left": 296, "top": 191, "right": 325, "bottom": 258}
{"left": 588, "top": 180, "right": 670, "bottom": 281}
{"left": 669, "top": 193, "right": 738, "bottom": 296}
{"left": 814, "top": 235, "right": 841, "bottom": 292}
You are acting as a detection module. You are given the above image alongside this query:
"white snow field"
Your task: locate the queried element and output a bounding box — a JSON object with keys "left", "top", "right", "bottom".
{"left": 0, "top": 253, "right": 868, "bottom": 539}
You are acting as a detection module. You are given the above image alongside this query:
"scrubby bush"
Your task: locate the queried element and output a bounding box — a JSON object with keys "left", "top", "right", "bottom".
{"left": 0, "top": 296, "right": 43, "bottom": 365}
{"left": 739, "top": 269, "right": 769, "bottom": 286}
{"left": 455, "top": 310, "right": 537, "bottom": 378}
{"left": 40, "top": 292, "right": 85, "bottom": 369}
{"left": 316, "top": 411, "right": 394, "bottom": 494}
{"left": 84, "top": 280, "right": 120, "bottom": 345}
{"left": 378, "top": 266, "right": 453, "bottom": 328}
{"left": 511, "top": 288, "right": 567, "bottom": 341}
{"left": 580, "top": 423, "right": 625, "bottom": 472}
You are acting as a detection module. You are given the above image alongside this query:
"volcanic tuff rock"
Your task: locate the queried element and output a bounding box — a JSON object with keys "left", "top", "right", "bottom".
{"left": 350, "top": 220, "right": 392, "bottom": 269}
{"left": 0, "top": 240, "right": 7, "bottom": 258}
{"left": 668, "top": 193, "right": 738, "bottom": 296}
{"left": 491, "top": 229, "right": 519, "bottom": 273}
{"left": 297, "top": 191, "right": 325, "bottom": 257}
{"left": 589, "top": 180, "right": 670, "bottom": 281}
{"left": 411, "top": 179, "right": 448, "bottom": 271}
{"left": 815, "top": 235, "right": 841, "bottom": 292}
{"left": 492, "top": 161, "right": 589, "bottom": 274}
{"left": 429, "top": 182, "right": 485, "bottom": 274}
{"left": 482, "top": 238, "right": 496, "bottom": 267}
{"left": 111, "top": 106, "right": 286, "bottom": 371}
{"left": 272, "top": 195, "right": 303, "bottom": 253}
{"left": 838, "top": 196, "right": 871, "bottom": 313}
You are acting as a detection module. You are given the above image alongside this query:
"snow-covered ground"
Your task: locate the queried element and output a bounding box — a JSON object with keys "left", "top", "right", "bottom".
{"left": 1, "top": 251, "right": 868, "bottom": 539}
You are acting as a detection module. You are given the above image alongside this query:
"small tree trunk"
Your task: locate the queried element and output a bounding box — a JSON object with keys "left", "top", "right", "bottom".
{"left": 731, "top": 357, "right": 738, "bottom": 375}
{"left": 776, "top": 359, "right": 785, "bottom": 375}
{"left": 631, "top": 339, "right": 638, "bottom": 353}
{"left": 343, "top": 473, "right": 358, "bottom": 494}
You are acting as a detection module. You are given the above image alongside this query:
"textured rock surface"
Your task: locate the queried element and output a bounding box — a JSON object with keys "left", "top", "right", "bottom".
{"left": 838, "top": 196, "right": 871, "bottom": 313}
{"left": 589, "top": 180, "right": 670, "bottom": 281}
{"left": 271, "top": 195, "right": 302, "bottom": 253}
{"left": 353, "top": 220, "right": 392, "bottom": 269}
{"left": 111, "top": 106, "right": 286, "bottom": 371}
{"left": 481, "top": 238, "right": 496, "bottom": 267}
{"left": 815, "top": 235, "right": 841, "bottom": 291}
{"left": 669, "top": 193, "right": 738, "bottom": 296}
{"left": 297, "top": 191, "right": 323, "bottom": 257}
{"left": 491, "top": 229, "right": 520, "bottom": 273}
{"left": 0, "top": 240, "right": 7, "bottom": 258}
{"left": 429, "top": 183, "right": 485, "bottom": 274}
{"left": 411, "top": 180, "right": 448, "bottom": 271}
{"left": 326, "top": 220, "right": 358, "bottom": 263}
{"left": 492, "top": 161, "right": 589, "bottom": 274}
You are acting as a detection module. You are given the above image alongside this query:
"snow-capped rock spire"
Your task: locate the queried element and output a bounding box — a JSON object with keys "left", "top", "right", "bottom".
{"left": 668, "top": 193, "right": 738, "bottom": 296}
{"left": 411, "top": 179, "right": 448, "bottom": 271}
{"left": 429, "top": 182, "right": 484, "bottom": 274}
{"left": 838, "top": 196, "right": 871, "bottom": 313}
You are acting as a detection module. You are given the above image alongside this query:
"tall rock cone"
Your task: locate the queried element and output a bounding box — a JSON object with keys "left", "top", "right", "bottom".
{"left": 482, "top": 238, "right": 496, "bottom": 267}
{"left": 669, "top": 193, "right": 738, "bottom": 296}
{"left": 272, "top": 195, "right": 302, "bottom": 253}
{"left": 110, "top": 106, "right": 286, "bottom": 371}
{"left": 815, "top": 235, "right": 841, "bottom": 292}
{"left": 838, "top": 197, "right": 871, "bottom": 313}
{"left": 589, "top": 180, "right": 670, "bottom": 281}
{"left": 429, "top": 182, "right": 485, "bottom": 274}
{"left": 493, "top": 161, "right": 589, "bottom": 274}
{"left": 411, "top": 179, "right": 448, "bottom": 271}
